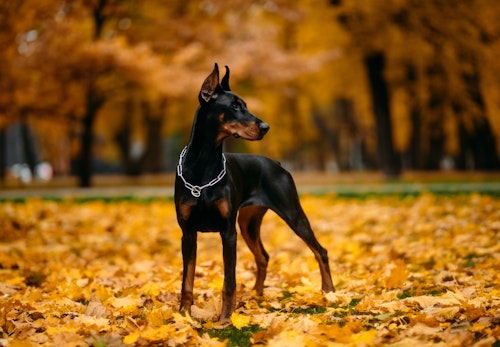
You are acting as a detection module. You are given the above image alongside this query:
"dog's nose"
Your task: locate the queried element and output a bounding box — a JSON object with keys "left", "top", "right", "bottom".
{"left": 259, "top": 122, "right": 270, "bottom": 134}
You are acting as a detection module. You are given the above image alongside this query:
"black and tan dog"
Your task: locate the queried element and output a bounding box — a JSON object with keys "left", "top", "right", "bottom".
{"left": 175, "top": 63, "right": 334, "bottom": 322}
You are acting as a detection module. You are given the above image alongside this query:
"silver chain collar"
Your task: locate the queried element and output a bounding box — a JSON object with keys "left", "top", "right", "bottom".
{"left": 176, "top": 146, "right": 227, "bottom": 198}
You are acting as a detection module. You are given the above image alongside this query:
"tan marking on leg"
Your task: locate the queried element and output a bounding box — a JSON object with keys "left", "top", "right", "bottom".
{"left": 309, "top": 247, "right": 335, "bottom": 292}
{"left": 215, "top": 198, "right": 230, "bottom": 219}
{"left": 184, "top": 259, "right": 196, "bottom": 295}
{"left": 178, "top": 201, "right": 194, "bottom": 221}
{"left": 238, "top": 206, "right": 268, "bottom": 296}
{"left": 180, "top": 265, "right": 195, "bottom": 312}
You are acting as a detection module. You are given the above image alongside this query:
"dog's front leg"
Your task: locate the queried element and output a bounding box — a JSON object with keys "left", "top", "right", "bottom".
{"left": 180, "top": 230, "right": 197, "bottom": 314}
{"left": 220, "top": 228, "right": 237, "bottom": 322}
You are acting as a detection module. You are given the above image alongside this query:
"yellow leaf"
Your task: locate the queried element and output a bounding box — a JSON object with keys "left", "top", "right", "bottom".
{"left": 172, "top": 311, "right": 198, "bottom": 326}
{"left": 123, "top": 331, "right": 140, "bottom": 344}
{"left": 107, "top": 296, "right": 142, "bottom": 309}
{"left": 230, "top": 312, "right": 251, "bottom": 330}
{"left": 382, "top": 260, "right": 408, "bottom": 288}
{"left": 45, "top": 323, "right": 78, "bottom": 336}
{"left": 324, "top": 290, "right": 359, "bottom": 307}
{"left": 145, "top": 308, "right": 172, "bottom": 327}
{"left": 198, "top": 332, "right": 227, "bottom": 346}
{"left": 142, "top": 325, "right": 174, "bottom": 341}
{"left": 141, "top": 282, "right": 160, "bottom": 296}
{"left": 470, "top": 320, "right": 491, "bottom": 332}
{"left": 10, "top": 341, "right": 36, "bottom": 347}
{"left": 350, "top": 329, "right": 377, "bottom": 345}
{"left": 268, "top": 330, "right": 306, "bottom": 347}
{"left": 76, "top": 278, "right": 89, "bottom": 287}
{"left": 92, "top": 284, "right": 114, "bottom": 302}
{"left": 6, "top": 276, "right": 25, "bottom": 285}
{"left": 75, "top": 315, "right": 110, "bottom": 329}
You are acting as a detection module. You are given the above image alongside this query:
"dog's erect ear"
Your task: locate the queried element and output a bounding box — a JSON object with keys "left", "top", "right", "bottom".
{"left": 221, "top": 65, "right": 231, "bottom": 91}
{"left": 199, "top": 63, "right": 220, "bottom": 104}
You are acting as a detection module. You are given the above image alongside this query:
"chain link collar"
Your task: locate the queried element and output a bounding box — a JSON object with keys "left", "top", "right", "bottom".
{"left": 176, "top": 146, "right": 227, "bottom": 198}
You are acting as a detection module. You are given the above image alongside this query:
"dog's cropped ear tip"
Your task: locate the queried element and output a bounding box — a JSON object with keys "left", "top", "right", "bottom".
{"left": 221, "top": 65, "right": 231, "bottom": 91}
{"left": 213, "top": 62, "right": 219, "bottom": 72}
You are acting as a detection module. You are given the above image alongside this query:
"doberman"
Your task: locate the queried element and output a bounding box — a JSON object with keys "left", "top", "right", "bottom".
{"left": 175, "top": 63, "right": 335, "bottom": 322}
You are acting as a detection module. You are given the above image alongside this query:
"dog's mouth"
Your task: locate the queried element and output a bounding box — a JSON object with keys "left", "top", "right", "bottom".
{"left": 233, "top": 132, "right": 256, "bottom": 140}
{"left": 232, "top": 130, "right": 266, "bottom": 141}
{"left": 224, "top": 121, "right": 269, "bottom": 141}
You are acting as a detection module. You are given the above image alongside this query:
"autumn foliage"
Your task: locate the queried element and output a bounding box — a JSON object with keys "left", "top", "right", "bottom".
{"left": 2, "top": 0, "right": 500, "bottom": 186}
{"left": 1, "top": 194, "right": 499, "bottom": 346}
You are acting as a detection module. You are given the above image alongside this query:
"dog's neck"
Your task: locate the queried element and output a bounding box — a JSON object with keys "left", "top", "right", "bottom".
{"left": 182, "top": 107, "right": 225, "bottom": 184}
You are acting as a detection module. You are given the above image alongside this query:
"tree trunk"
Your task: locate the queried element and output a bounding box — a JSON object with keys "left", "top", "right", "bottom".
{"left": 455, "top": 52, "right": 499, "bottom": 170}
{"left": 115, "top": 96, "right": 141, "bottom": 175}
{"left": 79, "top": 114, "right": 94, "bottom": 187}
{"left": 0, "top": 130, "right": 3, "bottom": 181}
{"left": 78, "top": 85, "right": 104, "bottom": 187}
{"left": 76, "top": 0, "right": 108, "bottom": 187}
{"left": 115, "top": 98, "right": 166, "bottom": 175}
{"left": 312, "top": 98, "right": 361, "bottom": 171}
{"left": 284, "top": 92, "right": 303, "bottom": 169}
{"left": 473, "top": 119, "right": 498, "bottom": 170}
{"left": 364, "top": 52, "right": 401, "bottom": 177}
{"left": 404, "top": 64, "right": 424, "bottom": 170}
{"left": 92, "top": 0, "right": 108, "bottom": 41}
{"left": 141, "top": 99, "right": 166, "bottom": 173}
{"left": 419, "top": 61, "right": 446, "bottom": 170}
{"left": 408, "top": 108, "right": 421, "bottom": 169}
{"left": 20, "top": 119, "right": 40, "bottom": 174}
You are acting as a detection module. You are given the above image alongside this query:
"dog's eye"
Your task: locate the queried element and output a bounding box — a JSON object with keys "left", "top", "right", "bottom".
{"left": 231, "top": 103, "right": 240, "bottom": 111}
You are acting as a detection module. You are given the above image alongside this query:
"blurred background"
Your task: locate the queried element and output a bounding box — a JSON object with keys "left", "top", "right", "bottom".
{"left": 1, "top": 0, "right": 500, "bottom": 188}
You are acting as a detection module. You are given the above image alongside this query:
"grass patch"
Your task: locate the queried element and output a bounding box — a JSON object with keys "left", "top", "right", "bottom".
{"left": 204, "top": 324, "right": 264, "bottom": 347}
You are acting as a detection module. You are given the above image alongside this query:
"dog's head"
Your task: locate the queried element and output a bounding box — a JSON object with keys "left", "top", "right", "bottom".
{"left": 199, "top": 63, "right": 269, "bottom": 141}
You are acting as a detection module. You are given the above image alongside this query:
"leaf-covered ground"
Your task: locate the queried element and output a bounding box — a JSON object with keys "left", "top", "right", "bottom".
{"left": 0, "top": 194, "right": 499, "bottom": 346}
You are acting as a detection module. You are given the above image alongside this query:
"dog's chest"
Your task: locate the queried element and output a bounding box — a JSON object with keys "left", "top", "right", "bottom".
{"left": 178, "top": 196, "right": 231, "bottom": 232}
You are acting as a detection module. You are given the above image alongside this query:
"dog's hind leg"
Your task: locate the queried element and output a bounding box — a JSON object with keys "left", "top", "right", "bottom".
{"left": 284, "top": 206, "right": 335, "bottom": 292}
{"left": 238, "top": 206, "right": 269, "bottom": 296}
{"left": 266, "top": 172, "right": 335, "bottom": 293}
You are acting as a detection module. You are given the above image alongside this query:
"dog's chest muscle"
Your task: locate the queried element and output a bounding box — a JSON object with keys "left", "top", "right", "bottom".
{"left": 179, "top": 196, "right": 231, "bottom": 232}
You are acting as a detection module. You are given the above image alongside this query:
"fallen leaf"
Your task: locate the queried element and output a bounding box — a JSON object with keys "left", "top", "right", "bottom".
{"left": 382, "top": 260, "right": 408, "bottom": 289}
{"left": 85, "top": 296, "right": 111, "bottom": 319}
{"left": 107, "top": 295, "right": 142, "bottom": 310}
{"left": 230, "top": 312, "right": 251, "bottom": 329}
